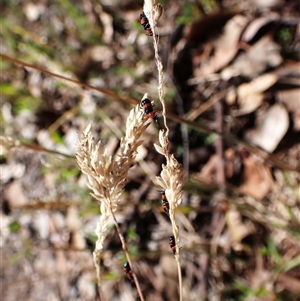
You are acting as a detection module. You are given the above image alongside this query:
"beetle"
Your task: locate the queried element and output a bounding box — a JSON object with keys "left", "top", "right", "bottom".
{"left": 123, "top": 262, "right": 133, "bottom": 281}
{"left": 169, "top": 235, "right": 176, "bottom": 254}
{"left": 140, "top": 12, "right": 153, "bottom": 36}
{"left": 158, "top": 190, "right": 169, "bottom": 214}
{"left": 140, "top": 98, "right": 158, "bottom": 122}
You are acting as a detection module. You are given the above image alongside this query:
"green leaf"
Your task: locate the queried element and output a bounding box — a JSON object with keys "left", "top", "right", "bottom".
{"left": 0, "top": 83, "right": 20, "bottom": 96}
{"left": 282, "top": 256, "right": 300, "bottom": 273}
{"left": 9, "top": 221, "right": 21, "bottom": 233}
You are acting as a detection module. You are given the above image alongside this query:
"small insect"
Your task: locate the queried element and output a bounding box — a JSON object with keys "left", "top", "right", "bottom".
{"left": 139, "top": 12, "right": 153, "bottom": 36}
{"left": 140, "top": 98, "right": 158, "bottom": 122}
{"left": 159, "top": 190, "right": 169, "bottom": 214}
{"left": 123, "top": 262, "right": 133, "bottom": 281}
{"left": 169, "top": 235, "right": 176, "bottom": 254}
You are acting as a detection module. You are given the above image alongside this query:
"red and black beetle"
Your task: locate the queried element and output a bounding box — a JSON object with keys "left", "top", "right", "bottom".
{"left": 169, "top": 235, "right": 176, "bottom": 254}
{"left": 123, "top": 262, "right": 133, "bottom": 281}
{"left": 159, "top": 190, "right": 169, "bottom": 214}
{"left": 139, "top": 12, "right": 153, "bottom": 36}
{"left": 140, "top": 98, "right": 158, "bottom": 122}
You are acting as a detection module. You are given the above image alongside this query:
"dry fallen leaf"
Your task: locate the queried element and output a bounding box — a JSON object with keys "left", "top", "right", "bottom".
{"left": 245, "top": 103, "right": 289, "bottom": 153}
{"left": 226, "top": 207, "right": 255, "bottom": 243}
{"left": 277, "top": 88, "right": 300, "bottom": 131}
{"left": 252, "top": 0, "right": 284, "bottom": 9}
{"left": 198, "top": 15, "right": 248, "bottom": 76}
{"left": 196, "top": 154, "right": 218, "bottom": 184}
{"left": 277, "top": 88, "right": 300, "bottom": 111}
{"left": 233, "top": 73, "right": 278, "bottom": 115}
{"left": 240, "top": 154, "right": 275, "bottom": 199}
{"left": 276, "top": 273, "right": 300, "bottom": 293}
{"left": 241, "top": 13, "right": 279, "bottom": 42}
{"left": 222, "top": 36, "right": 283, "bottom": 79}
{"left": 4, "top": 180, "right": 28, "bottom": 207}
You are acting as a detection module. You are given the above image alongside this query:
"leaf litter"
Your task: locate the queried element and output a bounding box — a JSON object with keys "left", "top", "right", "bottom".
{"left": 1, "top": 0, "right": 300, "bottom": 300}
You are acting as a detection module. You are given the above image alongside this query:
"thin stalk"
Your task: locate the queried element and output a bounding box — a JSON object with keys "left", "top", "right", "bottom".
{"left": 148, "top": 4, "right": 185, "bottom": 301}
{"left": 175, "top": 255, "right": 183, "bottom": 301}
{"left": 169, "top": 209, "right": 183, "bottom": 301}
{"left": 108, "top": 202, "right": 145, "bottom": 301}
{"left": 94, "top": 260, "right": 103, "bottom": 301}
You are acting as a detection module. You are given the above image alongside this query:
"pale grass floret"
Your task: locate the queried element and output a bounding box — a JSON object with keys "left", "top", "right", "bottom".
{"left": 142, "top": 0, "right": 185, "bottom": 251}
{"left": 154, "top": 130, "right": 185, "bottom": 301}
{"left": 143, "top": 0, "right": 163, "bottom": 29}
{"left": 154, "top": 130, "right": 185, "bottom": 243}
{"left": 145, "top": 1, "right": 185, "bottom": 300}
{"left": 76, "top": 104, "right": 149, "bottom": 299}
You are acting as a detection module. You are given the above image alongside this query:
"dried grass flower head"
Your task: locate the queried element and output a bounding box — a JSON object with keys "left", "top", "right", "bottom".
{"left": 76, "top": 104, "right": 149, "bottom": 205}
{"left": 154, "top": 130, "right": 185, "bottom": 298}
{"left": 154, "top": 130, "right": 185, "bottom": 210}
{"left": 75, "top": 102, "right": 149, "bottom": 263}
{"left": 143, "top": 0, "right": 163, "bottom": 28}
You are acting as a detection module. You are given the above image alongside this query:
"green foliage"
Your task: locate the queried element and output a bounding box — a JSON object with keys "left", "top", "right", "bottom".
{"left": 260, "top": 238, "right": 281, "bottom": 263}
{"left": 176, "top": 0, "right": 217, "bottom": 25}
{"left": 113, "top": 66, "right": 138, "bottom": 80}
{"left": 58, "top": 0, "right": 89, "bottom": 28}
{"left": 261, "top": 238, "right": 300, "bottom": 277}
{"left": 1, "top": 78, "right": 42, "bottom": 117}
{"left": 9, "top": 242, "right": 32, "bottom": 264}
{"left": 60, "top": 166, "right": 80, "bottom": 180}
{"left": 50, "top": 131, "right": 64, "bottom": 144}
{"left": 201, "top": 0, "right": 216, "bottom": 11}
{"left": 177, "top": 3, "right": 196, "bottom": 25}
{"left": 204, "top": 133, "right": 218, "bottom": 144}
{"left": 9, "top": 220, "right": 21, "bottom": 233}
{"left": 175, "top": 145, "right": 184, "bottom": 156}
{"left": 127, "top": 227, "right": 138, "bottom": 241}
{"left": 2, "top": 18, "right": 54, "bottom": 58}
{"left": 86, "top": 232, "right": 97, "bottom": 244}
{"left": 80, "top": 201, "right": 99, "bottom": 217}
{"left": 233, "top": 279, "right": 269, "bottom": 299}
{"left": 13, "top": 95, "right": 42, "bottom": 115}
{"left": 9, "top": 251, "right": 26, "bottom": 264}
{"left": 125, "top": 228, "right": 139, "bottom": 257}
{"left": 283, "top": 171, "right": 293, "bottom": 186}
{"left": 53, "top": 0, "right": 101, "bottom": 45}
{"left": 282, "top": 255, "right": 300, "bottom": 273}
{"left": 177, "top": 205, "right": 193, "bottom": 214}
{"left": 275, "top": 26, "right": 293, "bottom": 48}
{"left": 1, "top": 83, "right": 20, "bottom": 96}
{"left": 275, "top": 25, "right": 298, "bottom": 60}
{"left": 103, "top": 270, "right": 120, "bottom": 281}
{"left": 0, "top": 58, "right": 11, "bottom": 72}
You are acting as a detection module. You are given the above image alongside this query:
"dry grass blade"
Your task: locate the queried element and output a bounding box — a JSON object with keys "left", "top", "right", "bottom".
{"left": 0, "top": 53, "right": 138, "bottom": 105}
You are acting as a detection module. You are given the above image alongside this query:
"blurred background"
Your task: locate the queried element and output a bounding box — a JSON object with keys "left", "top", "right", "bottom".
{"left": 1, "top": 0, "right": 300, "bottom": 300}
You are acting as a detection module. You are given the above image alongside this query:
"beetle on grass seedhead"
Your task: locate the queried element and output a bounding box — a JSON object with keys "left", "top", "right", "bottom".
{"left": 140, "top": 12, "right": 153, "bottom": 36}
{"left": 140, "top": 98, "right": 158, "bottom": 122}
{"left": 158, "top": 190, "right": 169, "bottom": 214}
{"left": 169, "top": 235, "right": 176, "bottom": 254}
